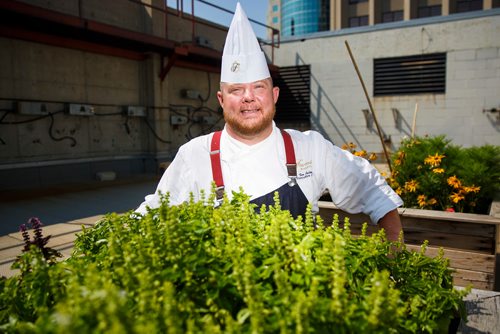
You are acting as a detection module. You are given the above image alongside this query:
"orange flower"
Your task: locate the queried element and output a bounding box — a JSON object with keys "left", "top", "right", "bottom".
{"left": 424, "top": 153, "right": 445, "bottom": 167}
{"left": 417, "top": 194, "right": 427, "bottom": 207}
{"left": 447, "top": 176, "right": 462, "bottom": 189}
{"left": 354, "top": 150, "right": 367, "bottom": 158}
{"left": 404, "top": 180, "right": 418, "bottom": 193}
{"left": 395, "top": 187, "right": 403, "bottom": 195}
{"left": 463, "top": 186, "right": 481, "bottom": 193}
{"left": 432, "top": 168, "right": 445, "bottom": 174}
{"left": 427, "top": 198, "right": 437, "bottom": 205}
{"left": 368, "top": 153, "right": 377, "bottom": 161}
{"left": 450, "top": 192, "right": 465, "bottom": 203}
{"left": 341, "top": 144, "right": 349, "bottom": 150}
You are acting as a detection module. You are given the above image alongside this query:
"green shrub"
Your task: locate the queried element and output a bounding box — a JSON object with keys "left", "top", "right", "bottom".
{"left": 0, "top": 192, "right": 467, "bottom": 333}
{"left": 388, "top": 136, "right": 500, "bottom": 213}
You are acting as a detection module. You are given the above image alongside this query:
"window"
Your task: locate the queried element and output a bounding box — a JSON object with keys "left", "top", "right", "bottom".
{"left": 418, "top": 5, "right": 442, "bottom": 18}
{"left": 272, "top": 16, "right": 279, "bottom": 24}
{"left": 382, "top": 10, "right": 403, "bottom": 23}
{"left": 348, "top": 15, "right": 368, "bottom": 27}
{"left": 456, "top": 0, "right": 483, "bottom": 13}
{"left": 349, "top": 0, "right": 368, "bottom": 4}
{"left": 272, "top": 4, "right": 279, "bottom": 12}
{"left": 374, "top": 53, "right": 446, "bottom": 96}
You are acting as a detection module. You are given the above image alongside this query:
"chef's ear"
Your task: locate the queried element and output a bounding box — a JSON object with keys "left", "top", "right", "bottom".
{"left": 273, "top": 86, "right": 280, "bottom": 104}
{"left": 217, "top": 90, "right": 224, "bottom": 108}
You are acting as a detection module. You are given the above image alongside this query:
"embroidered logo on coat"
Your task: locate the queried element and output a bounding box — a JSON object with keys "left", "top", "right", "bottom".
{"left": 297, "top": 159, "right": 313, "bottom": 180}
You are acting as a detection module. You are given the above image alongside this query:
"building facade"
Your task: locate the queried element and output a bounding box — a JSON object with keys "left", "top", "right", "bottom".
{"left": 268, "top": 0, "right": 500, "bottom": 36}
{"left": 264, "top": 9, "right": 500, "bottom": 153}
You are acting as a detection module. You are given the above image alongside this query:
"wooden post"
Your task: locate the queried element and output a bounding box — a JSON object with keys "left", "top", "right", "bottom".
{"left": 495, "top": 224, "right": 500, "bottom": 291}
{"left": 345, "top": 40, "right": 392, "bottom": 173}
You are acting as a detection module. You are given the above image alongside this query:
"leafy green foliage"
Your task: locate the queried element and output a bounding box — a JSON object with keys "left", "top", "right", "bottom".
{"left": 389, "top": 135, "right": 500, "bottom": 213}
{"left": 1, "top": 192, "right": 467, "bottom": 333}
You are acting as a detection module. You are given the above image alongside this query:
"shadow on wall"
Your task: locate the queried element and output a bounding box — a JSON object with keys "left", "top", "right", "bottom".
{"left": 295, "top": 52, "right": 362, "bottom": 148}
{"left": 294, "top": 53, "right": 422, "bottom": 151}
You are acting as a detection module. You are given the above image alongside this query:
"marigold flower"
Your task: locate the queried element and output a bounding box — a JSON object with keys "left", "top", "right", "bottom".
{"left": 463, "top": 186, "right": 481, "bottom": 193}
{"left": 395, "top": 187, "right": 403, "bottom": 195}
{"left": 354, "top": 150, "right": 367, "bottom": 158}
{"left": 394, "top": 159, "right": 402, "bottom": 166}
{"left": 417, "top": 195, "right": 427, "bottom": 207}
{"left": 368, "top": 153, "right": 377, "bottom": 161}
{"left": 450, "top": 192, "right": 465, "bottom": 203}
{"left": 404, "top": 180, "right": 418, "bottom": 193}
{"left": 432, "top": 168, "right": 445, "bottom": 174}
{"left": 341, "top": 144, "right": 349, "bottom": 150}
{"left": 447, "top": 176, "right": 462, "bottom": 189}
{"left": 424, "top": 153, "right": 445, "bottom": 167}
{"left": 348, "top": 142, "right": 357, "bottom": 149}
{"left": 427, "top": 198, "right": 437, "bottom": 205}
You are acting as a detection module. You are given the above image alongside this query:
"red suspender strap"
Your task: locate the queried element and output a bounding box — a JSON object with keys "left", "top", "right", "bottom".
{"left": 280, "top": 129, "right": 297, "bottom": 181}
{"left": 210, "top": 131, "right": 224, "bottom": 201}
{"left": 209, "top": 129, "right": 298, "bottom": 202}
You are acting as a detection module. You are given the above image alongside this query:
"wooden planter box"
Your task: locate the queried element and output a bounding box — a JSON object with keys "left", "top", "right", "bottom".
{"left": 318, "top": 202, "right": 500, "bottom": 291}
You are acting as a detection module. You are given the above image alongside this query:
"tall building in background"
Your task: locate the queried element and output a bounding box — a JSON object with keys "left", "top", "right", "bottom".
{"left": 280, "top": 0, "right": 330, "bottom": 36}
{"left": 268, "top": 0, "right": 498, "bottom": 38}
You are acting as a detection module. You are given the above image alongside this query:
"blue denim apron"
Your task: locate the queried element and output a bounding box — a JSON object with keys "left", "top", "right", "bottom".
{"left": 210, "top": 130, "right": 308, "bottom": 218}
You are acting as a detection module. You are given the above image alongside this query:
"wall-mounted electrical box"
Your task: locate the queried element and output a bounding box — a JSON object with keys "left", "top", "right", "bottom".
{"left": 170, "top": 115, "right": 188, "bottom": 125}
{"left": 200, "top": 116, "right": 218, "bottom": 125}
{"left": 124, "top": 106, "right": 146, "bottom": 117}
{"left": 17, "top": 101, "right": 49, "bottom": 115}
{"left": 68, "top": 104, "right": 94, "bottom": 116}
{"left": 181, "top": 89, "right": 201, "bottom": 100}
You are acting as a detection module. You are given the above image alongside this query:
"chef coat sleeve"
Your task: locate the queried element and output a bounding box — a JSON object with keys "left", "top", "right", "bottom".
{"left": 135, "top": 147, "right": 193, "bottom": 215}
{"left": 322, "top": 140, "right": 403, "bottom": 224}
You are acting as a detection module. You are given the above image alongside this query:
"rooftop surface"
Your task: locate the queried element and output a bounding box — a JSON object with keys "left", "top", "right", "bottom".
{"left": 0, "top": 177, "right": 157, "bottom": 277}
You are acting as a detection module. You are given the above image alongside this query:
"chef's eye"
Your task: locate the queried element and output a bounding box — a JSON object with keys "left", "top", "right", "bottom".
{"left": 229, "top": 87, "right": 243, "bottom": 94}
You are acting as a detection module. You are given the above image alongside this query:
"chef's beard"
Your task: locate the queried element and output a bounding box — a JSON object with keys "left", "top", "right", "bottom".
{"left": 224, "top": 108, "right": 275, "bottom": 138}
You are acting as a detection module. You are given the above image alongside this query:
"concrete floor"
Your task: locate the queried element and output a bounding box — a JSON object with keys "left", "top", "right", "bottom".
{"left": 0, "top": 177, "right": 158, "bottom": 277}
{"left": 0, "top": 178, "right": 158, "bottom": 236}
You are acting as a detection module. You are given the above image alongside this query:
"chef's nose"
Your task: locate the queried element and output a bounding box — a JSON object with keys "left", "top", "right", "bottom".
{"left": 242, "top": 87, "right": 255, "bottom": 102}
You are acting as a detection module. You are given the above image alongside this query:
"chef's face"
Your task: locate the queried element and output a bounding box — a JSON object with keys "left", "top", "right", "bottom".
{"left": 217, "top": 78, "right": 279, "bottom": 142}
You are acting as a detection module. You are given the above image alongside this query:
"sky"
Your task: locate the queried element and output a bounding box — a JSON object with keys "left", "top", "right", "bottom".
{"left": 166, "top": 0, "right": 270, "bottom": 39}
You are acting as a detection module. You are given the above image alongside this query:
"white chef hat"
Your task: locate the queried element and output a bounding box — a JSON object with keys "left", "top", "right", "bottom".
{"left": 220, "top": 2, "right": 270, "bottom": 83}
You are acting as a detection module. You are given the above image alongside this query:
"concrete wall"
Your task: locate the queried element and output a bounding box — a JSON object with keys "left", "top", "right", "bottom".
{"left": 0, "top": 0, "right": 224, "bottom": 191}
{"left": 267, "top": 10, "right": 500, "bottom": 152}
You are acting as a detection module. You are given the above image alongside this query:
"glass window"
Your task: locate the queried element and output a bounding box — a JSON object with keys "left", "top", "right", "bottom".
{"left": 273, "top": 4, "right": 279, "bottom": 12}
{"left": 272, "top": 16, "right": 279, "bottom": 23}
{"left": 456, "top": 0, "right": 483, "bottom": 13}
{"left": 418, "top": 5, "right": 442, "bottom": 18}
{"left": 348, "top": 15, "right": 368, "bottom": 27}
{"left": 382, "top": 10, "right": 404, "bottom": 23}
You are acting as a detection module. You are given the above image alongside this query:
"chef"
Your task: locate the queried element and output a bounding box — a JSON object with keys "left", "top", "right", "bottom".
{"left": 136, "top": 2, "right": 403, "bottom": 241}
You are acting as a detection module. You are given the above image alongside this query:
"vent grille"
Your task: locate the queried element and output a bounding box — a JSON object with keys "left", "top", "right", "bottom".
{"left": 273, "top": 65, "right": 311, "bottom": 122}
{"left": 374, "top": 53, "right": 446, "bottom": 96}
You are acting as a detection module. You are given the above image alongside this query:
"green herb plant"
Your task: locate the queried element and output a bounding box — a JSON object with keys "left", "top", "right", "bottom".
{"left": 0, "top": 191, "right": 468, "bottom": 333}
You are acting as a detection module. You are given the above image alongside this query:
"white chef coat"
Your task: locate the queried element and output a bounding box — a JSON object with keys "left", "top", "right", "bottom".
{"left": 136, "top": 122, "right": 403, "bottom": 224}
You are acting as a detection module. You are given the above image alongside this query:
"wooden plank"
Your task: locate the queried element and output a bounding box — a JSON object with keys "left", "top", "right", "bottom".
{"left": 401, "top": 218, "right": 495, "bottom": 238}
{"left": 452, "top": 268, "right": 494, "bottom": 291}
{"left": 318, "top": 201, "right": 500, "bottom": 225}
{"left": 318, "top": 205, "right": 498, "bottom": 254}
{"left": 405, "top": 245, "right": 495, "bottom": 274}
{"left": 402, "top": 207, "right": 500, "bottom": 225}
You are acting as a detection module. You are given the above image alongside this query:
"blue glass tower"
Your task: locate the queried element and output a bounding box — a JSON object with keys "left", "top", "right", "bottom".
{"left": 281, "top": 0, "right": 330, "bottom": 37}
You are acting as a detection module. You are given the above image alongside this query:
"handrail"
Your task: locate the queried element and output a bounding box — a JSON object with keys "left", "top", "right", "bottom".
{"left": 126, "top": 0, "right": 280, "bottom": 63}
